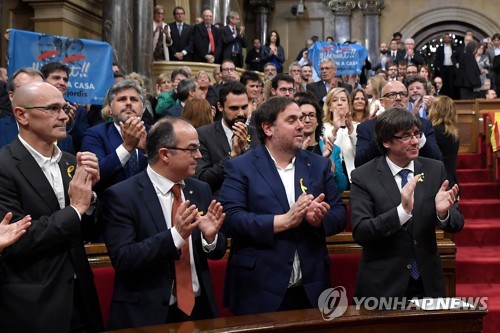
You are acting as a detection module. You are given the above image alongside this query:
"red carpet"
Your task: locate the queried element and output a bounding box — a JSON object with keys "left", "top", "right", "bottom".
{"left": 456, "top": 153, "right": 500, "bottom": 333}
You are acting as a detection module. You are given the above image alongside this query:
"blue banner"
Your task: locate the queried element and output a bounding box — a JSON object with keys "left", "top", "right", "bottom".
{"left": 8, "top": 29, "right": 114, "bottom": 105}
{"left": 308, "top": 42, "right": 368, "bottom": 76}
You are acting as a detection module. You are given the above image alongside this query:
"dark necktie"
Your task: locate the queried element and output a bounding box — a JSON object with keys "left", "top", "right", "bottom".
{"left": 178, "top": 23, "right": 183, "bottom": 35}
{"left": 399, "top": 169, "right": 420, "bottom": 280}
{"left": 129, "top": 149, "right": 140, "bottom": 176}
{"left": 172, "top": 184, "right": 195, "bottom": 315}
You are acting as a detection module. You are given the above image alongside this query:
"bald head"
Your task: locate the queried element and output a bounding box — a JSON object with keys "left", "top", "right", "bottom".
{"left": 13, "top": 81, "right": 63, "bottom": 108}
{"left": 381, "top": 80, "right": 409, "bottom": 109}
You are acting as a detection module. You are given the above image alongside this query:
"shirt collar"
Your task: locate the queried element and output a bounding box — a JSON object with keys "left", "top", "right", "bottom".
{"left": 266, "top": 146, "right": 296, "bottom": 170}
{"left": 147, "top": 165, "right": 185, "bottom": 195}
{"left": 385, "top": 156, "right": 414, "bottom": 177}
{"left": 18, "top": 134, "right": 62, "bottom": 166}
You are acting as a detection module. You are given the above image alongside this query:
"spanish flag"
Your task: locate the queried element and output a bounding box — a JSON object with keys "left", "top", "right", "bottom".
{"left": 490, "top": 112, "right": 500, "bottom": 152}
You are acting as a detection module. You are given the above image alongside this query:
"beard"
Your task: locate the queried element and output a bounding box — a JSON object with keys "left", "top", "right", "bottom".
{"left": 225, "top": 115, "right": 248, "bottom": 128}
{"left": 380, "top": 49, "right": 388, "bottom": 54}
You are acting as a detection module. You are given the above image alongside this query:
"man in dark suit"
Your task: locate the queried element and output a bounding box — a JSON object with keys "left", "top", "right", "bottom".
{"left": 0, "top": 81, "right": 103, "bottom": 332}
{"left": 81, "top": 80, "right": 148, "bottom": 193}
{"left": 433, "top": 33, "right": 457, "bottom": 98}
{"left": 218, "top": 97, "right": 346, "bottom": 315}
{"left": 192, "top": 8, "right": 221, "bottom": 64}
{"left": 355, "top": 80, "right": 442, "bottom": 167}
{"left": 196, "top": 81, "right": 257, "bottom": 195}
{"left": 306, "top": 58, "right": 352, "bottom": 106}
{"left": 396, "top": 38, "right": 424, "bottom": 66}
{"left": 168, "top": 6, "right": 194, "bottom": 61}
{"left": 206, "top": 60, "right": 239, "bottom": 113}
{"left": 103, "top": 118, "right": 227, "bottom": 330}
{"left": 350, "top": 108, "right": 463, "bottom": 299}
{"left": 389, "top": 38, "right": 404, "bottom": 64}
{"left": 219, "top": 11, "right": 246, "bottom": 68}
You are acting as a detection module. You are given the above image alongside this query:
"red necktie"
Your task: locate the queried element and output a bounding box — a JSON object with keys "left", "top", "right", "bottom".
{"left": 172, "top": 184, "right": 195, "bottom": 316}
{"left": 207, "top": 25, "right": 215, "bottom": 54}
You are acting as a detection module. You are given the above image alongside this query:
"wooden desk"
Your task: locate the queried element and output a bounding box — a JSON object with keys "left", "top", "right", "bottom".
{"left": 108, "top": 306, "right": 486, "bottom": 333}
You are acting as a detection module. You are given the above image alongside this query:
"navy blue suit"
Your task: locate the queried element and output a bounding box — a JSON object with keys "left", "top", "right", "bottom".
{"left": 103, "top": 172, "right": 227, "bottom": 330}
{"left": 355, "top": 116, "right": 442, "bottom": 167}
{"left": 218, "top": 144, "right": 346, "bottom": 315}
{"left": 166, "top": 104, "right": 184, "bottom": 117}
{"left": 81, "top": 122, "right": 147, "bottom": 193}
{"left": 0, "top": 115, "right": 75, "bottom": 154}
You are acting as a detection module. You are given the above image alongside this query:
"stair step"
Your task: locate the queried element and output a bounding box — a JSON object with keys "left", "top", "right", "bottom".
{"left": 457, "top": 153, "right": 484, "bottom": 169}
{"left": 457, "top": 246, "right": 500, "bottom": 284}
{"left": 457, "top": 169, "right": 491, "bottom": 183}
{"left": 459, "top": 199, "right": 500, "bottom": 219}
{"left": 456, "top": 283, "right": 500, "bottom": 333}
{"left": 459, "top": 183, "right": 500, "bottom": 199}
{"left": 455, "top": 219, "right": 500, "bottom": 246}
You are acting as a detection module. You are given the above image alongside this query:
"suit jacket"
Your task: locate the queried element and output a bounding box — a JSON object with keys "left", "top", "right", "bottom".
{"left": 0, "top": 138, "right": 103, "bottom": 333}
{"left": 81, "top": 122, "right": 148, "bottom": 193}
{"left": 165, "top": 103, "right": 184, "bottom": 117}
{"left": 350, "top": 156, "right": 464, "bottom": 298}
{"left": 218, "top": 144, "right": 346, "bottom": 315}
{"left": 396, "top": 49, "right": 425, "bottom": 66}
{"left": 168, "top": 22, "right": 194, "bottom": 61}
{"left": 103, "top": 172, "right": 227, "bottom": 330}
{"left": 434, "top": 44, "right": 456, "bottom": 72}
{"left": 306, "top": 80, "right": 352, "bottom": 106}
{"left": 0, "top": 80, "right": 11, "bottom": 119}
{"left": 354, "top": 116, "right": 442, "bottom": 167}
{"left": 0, "top": 115, "right": 75, "bottom": 154}
{"left": 389, "top": 50, "right": 404, "bottom": 64}
{"left": 219, "top": 25, "right": 247, "bottom": 66}
{"left": 192, "top": 23, "right": 221, "bottom": 63}
{"left": 196, "top": 120, "right": 259, "bottom": 194}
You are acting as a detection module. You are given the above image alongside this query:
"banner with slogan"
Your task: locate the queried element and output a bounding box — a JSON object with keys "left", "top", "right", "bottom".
{"left": 308, "top": 42, "right": 368, "bottom": 76}
{"left": 8, "top": 29, "right": 114, "bottom": 105}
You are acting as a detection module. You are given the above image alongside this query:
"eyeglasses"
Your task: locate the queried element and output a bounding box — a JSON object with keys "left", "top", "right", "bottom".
{"left": 300, "top": 113, "right": 317, "bottom": 121}
{"left": 278, "top": 87, "right": 295, "bottom": 94}
{"left": 392, "top": 132, "right": 422, "bottom": 142}
{"left": 221, "top": 68, "right": 236, "bottom": 72}
{"left": 320, "top": 67, "right": 333, "bottom": 71}
{"left": 382, "top": 91, "right": 409, "bottom": 100}
{"left": 166, "top": 145, "right": 201, "bottom": 156}
{"left": 22, "top": 104, "right": 69, "bottom": 116}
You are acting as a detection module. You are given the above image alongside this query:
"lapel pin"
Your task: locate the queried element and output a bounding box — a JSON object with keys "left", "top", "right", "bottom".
{"left": 189, "top": 190, "right": 193, "bottom": 194}
{"left": 299, "top": 178, "right": 308, "bottom": 193}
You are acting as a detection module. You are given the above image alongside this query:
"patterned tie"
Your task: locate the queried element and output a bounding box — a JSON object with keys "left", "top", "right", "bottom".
{"left": 178, "top": 23, "right": 183, "bottom": 35}
{"left": 172, "top": 184, "right": 195, "bottom": 316}
{"left": 207, "top": 25, "right": 215, "bottom": 54}
{"left": 399, "top": 169, "right": 420, "bottom": 280}
{"left": 129, "top": 149, "right": 140, "bottom": 176}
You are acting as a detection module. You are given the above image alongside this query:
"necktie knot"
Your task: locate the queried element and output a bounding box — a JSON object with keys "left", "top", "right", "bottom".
{"left": 171, "top": 184, "right": 182, "bottom": 200}
{"left": 399, "top": 169, "right": 410, "bottom": 188}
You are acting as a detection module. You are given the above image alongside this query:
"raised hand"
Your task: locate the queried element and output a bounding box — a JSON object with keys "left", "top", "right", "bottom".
{"left": 197, "top": 200, "right": 225, "bottom": 243}
{"left": 305, "top": 193, "right": 330, "bottom": 227}
{"left": 0, "top": 213, "right": 31, "bottom": 251}
{"left": 173, "top": 200, "right": 200, "bottom": 240}
{"left": 435, "top": 181, "right": 459, "bottom": 219}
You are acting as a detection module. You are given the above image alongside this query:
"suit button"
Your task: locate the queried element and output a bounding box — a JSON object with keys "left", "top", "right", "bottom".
{"left": 407, "top": 264, "right": 412, "bottom": 270}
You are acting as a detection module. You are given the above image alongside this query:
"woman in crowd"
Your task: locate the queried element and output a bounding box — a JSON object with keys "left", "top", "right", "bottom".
{"left": 365, "top": 75, "right": 386, "bottom": 117}
{"left": 455, "top": 40, "right": 481, "bottom": 99}
{"left": 261, "top": 30, "right": 285, "bottom": 73}
{"left": 474, "top": 42, "right": 490, "bottom": 87}
{"left": 181, "top": 98, "right": 214, "bottom": 129}
{"left": 297, "top": 96, "right": 348, "bottom": 193}
{"left": 428, "top": 95, "right": 460, "bottom": 189}
{"left": 419, "top": 64, "right": 432, "bottom": 80}
{"left": 350, "top": 88, "right": 370, "bottom": 124}
{"left": 195, "top": 70, "right": 212, "bottom": 99}
{"left": 155, "top": 67, "right": 190, "bottom": 117}
{"left": 323, "top": 87, "right": 356, "bottom": 184}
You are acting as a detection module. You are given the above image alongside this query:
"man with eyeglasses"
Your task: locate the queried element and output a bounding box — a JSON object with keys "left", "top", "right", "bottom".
{"left": 206, "top": 60, "right": 238, "bottom": 116}
{"left": 102, "top": 117, "right": 227, "bottom": 329}
{"left": 81, "top": 80, "right": 148, "bottom": 194}
{"left": 196, "top": 81, "right": 258, "bottom": 195}
{"left": 40, "top": 62, "right": 89, "bottom": 151}
{"left": 350, "top": 107, "right": 463, "bottom": 300}
{"left": 355, "top": 80, "right": 442, "bottom": 167}
{"left": 0, "top": 67, "right": 75, "bottom": 153}
{"left": 0, "top": 81, "right": 103, "bottom": 332}
{"left": 306, "top": 58, "right": 352, "bottom": 106}
{"left": 270, "top": 73, "right": 296, "bottom": 97}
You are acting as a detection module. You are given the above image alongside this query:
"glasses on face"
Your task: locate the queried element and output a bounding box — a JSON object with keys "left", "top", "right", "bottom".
{"left": 320, "top": 67, "right": 333, "bottom": 71}
{"left": 166, "top": 145, "right": 201, "bottom": 156}
{"left": 406, "top": 71, "right": 418, "bottom": 75}
{"left": 278, "top": 87, "right": 295, "bottom": 94}
{"left": 392, "top": 131, "right": 422, "bottom": 142}
{"left": 300, "top": 113, "right": 317, "bottom": 121}
{"left": 221, "top": 68, "right": 236, "bottom": 72}
{"left": 22, "top": 104, "right": 69, "bottom": 116}
{"left": 382, "top": 91, "right": 409, "bottom": 100}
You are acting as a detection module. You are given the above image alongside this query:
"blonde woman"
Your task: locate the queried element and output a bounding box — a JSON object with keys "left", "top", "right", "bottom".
{"left": 323, "top": 87, "right": 356, "bottom": 182}
{"left": 365, "top": 75, "right": 387, "bottom": 117}
{"left": 428, "top": 95, "right": 460, "bottom": 189}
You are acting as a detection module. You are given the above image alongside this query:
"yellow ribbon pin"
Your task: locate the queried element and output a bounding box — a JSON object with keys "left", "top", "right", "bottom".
{"left": 299, "top": 178, "right": 308, "bottom": 193}
{"left": 418, "top": 173, "right": 425, "bottom": 182}
{"left": 67, "top": 165, "right": 74, "bottom": 179}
